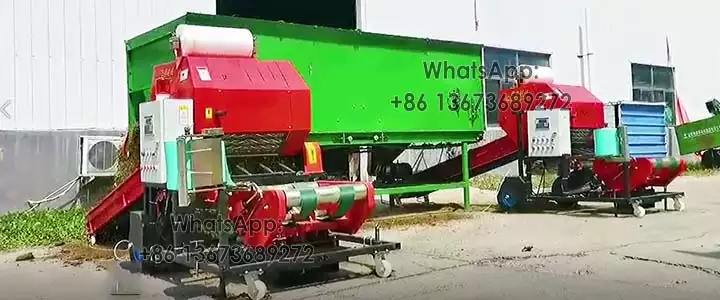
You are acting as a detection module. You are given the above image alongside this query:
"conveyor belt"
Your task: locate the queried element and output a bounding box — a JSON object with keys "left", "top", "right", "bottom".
{"left": 411, "top": 136, "right": 519, "bottom": 183}
{"left": 86, "top": 168, "right": 143, "bottom": 236}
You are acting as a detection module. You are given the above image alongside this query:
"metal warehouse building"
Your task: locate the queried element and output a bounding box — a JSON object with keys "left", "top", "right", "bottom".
{"left": 0, "top": 0, "right": 714, "bottom": 212}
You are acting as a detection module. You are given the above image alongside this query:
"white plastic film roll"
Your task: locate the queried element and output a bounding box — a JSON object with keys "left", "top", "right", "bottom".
{"left": 519, "top": 65, "right": 554, "bottom": 83}
{"left": 175, "top": 24, "right": 255, "bottom": 57}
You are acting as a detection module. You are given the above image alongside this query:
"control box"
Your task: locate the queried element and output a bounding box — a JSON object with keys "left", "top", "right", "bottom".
{"left": 526, "top": 109, "right": 571, "bottom": 157}
{"left": 139, "top": 99, "right": 194, "bottom": 184}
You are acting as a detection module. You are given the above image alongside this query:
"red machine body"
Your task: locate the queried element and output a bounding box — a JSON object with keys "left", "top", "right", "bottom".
{"left": 151, "top": 62, "right": 176, "bottom": 100}
{"left": 151, "top": 55, "right": 312, "bottom": 156}
{"left": 147, "top": 44, "right": 375, "bottom": 246}
{"left": 496, "top": 81, "right": 685, "bottom": 193}
{"left": 498, "top": 81, "right": 607, "bottom": 147}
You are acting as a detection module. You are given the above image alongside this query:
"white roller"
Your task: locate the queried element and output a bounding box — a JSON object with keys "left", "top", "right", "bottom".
{"left": 518, "top": 65, "right": 554, "bottom": 83}
{"left": 175, "top": 24, "right": 255, "bottom": 57}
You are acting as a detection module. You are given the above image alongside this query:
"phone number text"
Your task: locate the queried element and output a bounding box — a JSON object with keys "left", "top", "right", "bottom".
{"left": 390, "top": 92, "right": 572, "bottom": 112}
{"left": 141, "top": 243, "right": 315, "bottom": 265}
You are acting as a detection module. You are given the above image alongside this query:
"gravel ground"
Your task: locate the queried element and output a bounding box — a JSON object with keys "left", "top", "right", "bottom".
{"left": 2, "top": 174, "right": 720, "bottom": 300}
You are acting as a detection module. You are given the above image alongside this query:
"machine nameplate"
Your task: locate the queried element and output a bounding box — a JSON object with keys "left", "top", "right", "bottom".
{"left": 535, "top": 117, "right": 549, "bottom": 130}
{"left": 179, "top": 105, "right": 190, "bottom": 126}
{"left": 143, "top": 116, "right": 154, "bottom": 136}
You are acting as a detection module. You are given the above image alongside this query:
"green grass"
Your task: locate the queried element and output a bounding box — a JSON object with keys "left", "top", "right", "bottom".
{"left": 684, "top": 162, "right": 720, "bottom": 177}
{"left": 0, "top": 207, "right": 86, "bottom": 252}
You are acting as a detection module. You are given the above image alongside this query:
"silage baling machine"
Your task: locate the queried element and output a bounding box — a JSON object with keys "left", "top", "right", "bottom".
{"left": 123, "top": 24, "right": 401, "bottom": 299}
{"left": 85, "top": 14, "right": 499, "bottom": 298}
{"left": 483, "top": 71, "right": 687, "bottom": 217}
{"left": 83, "top": 14, "right": 692, "bottom": 298}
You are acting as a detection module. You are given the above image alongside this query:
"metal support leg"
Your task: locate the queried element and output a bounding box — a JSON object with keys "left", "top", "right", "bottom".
{"left": 461, "top": 142, "right": 470, "bottom": 211}
{"left": 372, "top": 226, "right": 393, "bottom": 278}
{"left": 216, "top": 190, "right": 230, "bottom": 299}
{"left": 217, "top": 276, "right": 227, "bottom": 299}
{"left": 619, "top": 161, "right": 631, "bottom": 218}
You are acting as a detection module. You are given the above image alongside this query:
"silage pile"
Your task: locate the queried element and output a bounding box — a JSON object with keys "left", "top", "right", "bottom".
{"left": 114, "top": 125, "right": 140, "bottom": 187}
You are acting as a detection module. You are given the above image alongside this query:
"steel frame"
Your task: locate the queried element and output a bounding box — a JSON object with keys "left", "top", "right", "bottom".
{"left": 130, "top": 132, "right": 401, "bottom": 299}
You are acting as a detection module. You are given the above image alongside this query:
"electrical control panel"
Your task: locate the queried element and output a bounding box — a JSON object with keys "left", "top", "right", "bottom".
{"left": 526, "top": 110, "right": 571, "bottom": 157}
{"left": 139, "top": 98, "right": 194, "bottom": 184}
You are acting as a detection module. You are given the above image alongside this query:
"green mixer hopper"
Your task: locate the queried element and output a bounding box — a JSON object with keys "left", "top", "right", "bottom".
{"left": 126, "top": 13, "right": 486, "bottom": 146}
{"left": 674, "top": 115, "right": 720, "bottom": 155}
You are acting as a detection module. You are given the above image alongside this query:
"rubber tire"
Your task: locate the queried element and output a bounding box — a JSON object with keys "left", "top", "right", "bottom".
{"left": 550, "top": 179, "right": 578, "bottom": 208}
{"left": 701, "top": 150, "right": 716, "bottom": 169}
{"left": 551, "top": 169, "right": 593, "bottom": 193}
{"left": 714, "top": 149, "right": 720, "bottom": 168}
{"left": 496, "top": 177, "right": 529, "bottom": 212}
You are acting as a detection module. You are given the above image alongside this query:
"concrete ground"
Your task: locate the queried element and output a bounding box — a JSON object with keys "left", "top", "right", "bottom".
{"left": 2, "top": 174, "right": 720, "bottom": 299}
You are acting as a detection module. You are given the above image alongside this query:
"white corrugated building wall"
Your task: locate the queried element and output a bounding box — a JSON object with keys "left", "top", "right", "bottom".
{"left": 0, "top": 0, "right": 215, "bottom": 131}
{"left": 0, "top": 0, "right": 215, "bottom": 213}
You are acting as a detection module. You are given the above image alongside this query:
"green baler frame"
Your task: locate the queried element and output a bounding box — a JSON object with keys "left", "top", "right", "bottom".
{"left": 126, "top": 13, "right": 486, "bottom": 147}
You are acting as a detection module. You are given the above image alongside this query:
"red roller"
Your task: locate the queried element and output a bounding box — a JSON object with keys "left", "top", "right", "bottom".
{"left": 227, "top": 181, "right": 376, "bottom": 247}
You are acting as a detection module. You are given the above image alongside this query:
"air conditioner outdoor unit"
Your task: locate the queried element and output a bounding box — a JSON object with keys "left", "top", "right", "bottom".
{"left": 79, "top": 135, "right": 123, "bottom": 177}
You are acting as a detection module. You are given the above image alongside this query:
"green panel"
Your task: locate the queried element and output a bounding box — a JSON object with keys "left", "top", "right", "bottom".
{"left": 332, "top": 186, "right": 357, "bottom": 218}
{"left": 674, "top": 115, "right": 720, "bottom": 155}
{"left": 126, "top": 13, "right": 485, "bottom": 145}
{"left": 165, "top": 141, "right": 179, "bottom": 191}
{"left": 126, "top": 15, "right": 187, "bottom": 127}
